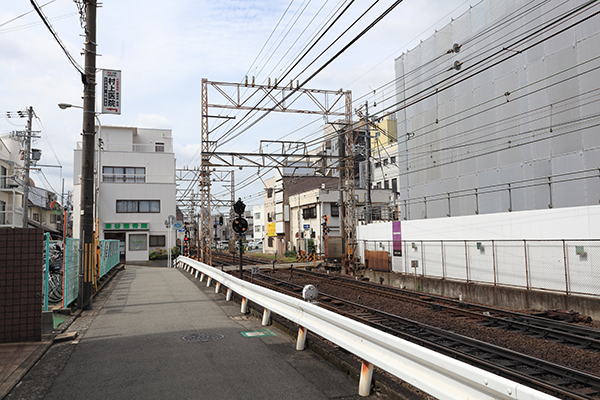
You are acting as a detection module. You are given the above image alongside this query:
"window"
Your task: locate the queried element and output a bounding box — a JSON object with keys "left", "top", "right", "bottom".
{"left": 390, "top": 156, "right": 396, "bottom": 164}
{"left": 103, "top": 166, "right": 145, "bottom": 183}
{"left": 267, "top": 188, "right": 273, "bottom": 198}
{"left": 155, "top": 142, "right": 165, "bottom": 152}
{"left": 254, "top": 212, "right": 261, "bottom": 220}
{"left": 0, "top": 200, "right": 5, "bottom": 225}
{"left": 268, "top": 237, "right": 274, "bottom": 247}
{"left": 331, "top": 204, "right": 339, "bottom": 217}
{"left": 255, "top": 225, "right": 261, "bottom": 233}
{"left": 0, "top": 166, "right": 6, "bottom": 188}
{"left": 392, "top": 178, "right": 398, "bottom": 194}
{"left": 384, "top": 180, "right": 389, "bottom": 189}
{"left": 374, "top": 162, "right": 381, "bottom": 169}
{"left": 376, "top": 182, "right": 381, "bottom": 189}
{"left": 383, "top": 159, "right": 388, "bottom": 166}
{"left": 116, "top": 200, "right": 160, "bottom": 213}
{"left": 302, "top": 206, "right": 317, "bottom": 219}
{"left": 129, "top": 234, "right": 147, "bottom": 251}
{"left": 50, "top": 214, "right": 61, "bottom": 224}
{"left": 33, "top": 213, "right": 40, "bottom": 222}
{"left": 149, "top": 235, "right": 165, "bottom": 246}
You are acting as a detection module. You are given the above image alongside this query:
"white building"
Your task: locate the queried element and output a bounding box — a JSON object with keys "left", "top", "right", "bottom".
{"left": 73, "top": 126, "right": 176, "bottom": 262}
{"left": 0, "top": 134, "right": 24, "bottom": 228}
{"left": 252, "top": 204, "right": 265, "bottom": 245}
{"left": 390, "top": 0, "right": 600, "bottom": 240}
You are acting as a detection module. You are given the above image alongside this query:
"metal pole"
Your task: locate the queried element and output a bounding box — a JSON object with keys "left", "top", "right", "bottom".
{"left": 78, "top": 0, "right": 97, "bottom": 310}
{"left": 364, "top": 101, "right": 372, "bottom": 224}
{"left": 22, "top": 106, "right": 33, "bottom": 228}
{"left": 239, "top": 234, "right": 243, "bottom": 278}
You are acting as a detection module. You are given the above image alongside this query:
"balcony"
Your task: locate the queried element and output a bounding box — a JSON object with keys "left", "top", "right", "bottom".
{"left": 77, "top": 142, "right": 173, "bottom": 153}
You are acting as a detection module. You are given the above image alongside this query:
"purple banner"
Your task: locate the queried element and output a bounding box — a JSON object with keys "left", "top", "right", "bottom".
{"left": 392, "top": 221, "right": 402, "bottom": 257}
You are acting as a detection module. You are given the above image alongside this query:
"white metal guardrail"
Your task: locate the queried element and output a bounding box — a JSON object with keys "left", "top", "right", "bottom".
{"left": 175, "top": 256, "right": 557, "bottom": 400}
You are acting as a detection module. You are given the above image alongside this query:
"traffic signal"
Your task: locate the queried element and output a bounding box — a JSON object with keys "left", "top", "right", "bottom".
{"left": 232, "top": 217, "right": 248, "bottom": 234}
{"left": 322, "top": 214, "right": 330, "bottom": 236}
{"left": 219, "top": 216, "right": 223, "bottom": 225}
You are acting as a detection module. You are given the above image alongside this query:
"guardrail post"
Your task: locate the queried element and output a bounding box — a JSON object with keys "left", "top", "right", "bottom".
{"left": 215, "top": 281, "right": 221, "bottom": 293}
{"left": 241, "top": 297, "right": 248, "bottom": 314}
{"left": 296, "top": 326, "right": 307, "bottom": 350}
{"left": 226, "top": 288, "right": 232, "bottom": 301}
{"left": 359, "top": 361, "right": 374, "bottom": 397}
{"left": 200, "top": 273, "right": 205, "bottom": 282}
{"left": 195, "top": 270, "right": 199, "bottom": 278}
{"left": 262, "top": 309, "right": 271, "bottom": 326}
{"left": 206, "top": 277, "right": 212, "bottom": 287}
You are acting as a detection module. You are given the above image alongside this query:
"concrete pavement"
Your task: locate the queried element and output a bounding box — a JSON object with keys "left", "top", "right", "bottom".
{"left": 6, "top": 265, "right": 373, "bottom": 399}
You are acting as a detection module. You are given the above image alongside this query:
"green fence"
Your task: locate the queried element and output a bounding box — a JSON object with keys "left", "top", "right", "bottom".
{"left": 64, "top": 237, "right": 80, "bottom": 307}
{"left": 43, "top": 237, "right": 120, "bottom": 308}
{"left": 99, "top": 239, "right": 119, "bottom": 278}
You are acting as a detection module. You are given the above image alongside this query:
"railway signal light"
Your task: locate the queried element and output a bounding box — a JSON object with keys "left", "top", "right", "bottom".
{"left": 232, "top": 217, "right": 248, "bottom": 234}
{"left": 219, "top": 216, "right": 223, "bottom": 225}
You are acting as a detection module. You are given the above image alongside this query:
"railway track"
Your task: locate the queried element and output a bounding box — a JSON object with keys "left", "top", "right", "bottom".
{"left": 268, "top": 268, "right": 600, "bottom": 352}
{"left": 251, "top": 271, "right": 600, "bottom": 400}
{"left": 211, "top": 251, "right": 272, "bottom": 268}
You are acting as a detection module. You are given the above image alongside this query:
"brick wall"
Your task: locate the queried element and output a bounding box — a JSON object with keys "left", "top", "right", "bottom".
{"left": 0, "top": 228, "right": 43, "bottom": 343}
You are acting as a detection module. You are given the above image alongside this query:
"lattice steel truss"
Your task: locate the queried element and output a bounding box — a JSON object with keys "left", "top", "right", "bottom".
{"left": 200, "top": 78, "right": 354, "bottom": 266}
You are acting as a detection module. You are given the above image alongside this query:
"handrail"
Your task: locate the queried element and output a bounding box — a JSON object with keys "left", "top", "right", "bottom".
{"left": 175, "top": 256, "right": 557, "bottom": 400}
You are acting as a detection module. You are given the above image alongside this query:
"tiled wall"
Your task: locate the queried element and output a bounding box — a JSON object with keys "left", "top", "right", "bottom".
{"left": 0, "top": 228, "right": 43, "bottom": 343}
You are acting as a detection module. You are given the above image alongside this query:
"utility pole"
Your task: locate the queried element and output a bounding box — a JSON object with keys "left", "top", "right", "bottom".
{"left": 21, "top": 106, "right": 33, "bottom": 228}
{"left": 79, "top": 0, "right": 97, "bottom": 310}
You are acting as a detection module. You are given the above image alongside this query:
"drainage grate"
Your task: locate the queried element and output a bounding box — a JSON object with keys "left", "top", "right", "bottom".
{"left": 182, "top": 333, "right": 225, "bottom": 342}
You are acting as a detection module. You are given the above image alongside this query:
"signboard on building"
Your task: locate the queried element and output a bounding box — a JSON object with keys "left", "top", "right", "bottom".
{"left": 102, "top": 69, "right": 121, "bottom": 115}
{"left": 267, "top": 222, "right": 277, "bottom": 237}
{"left": 104, "top": 222, "right": 148, "bottom": 230}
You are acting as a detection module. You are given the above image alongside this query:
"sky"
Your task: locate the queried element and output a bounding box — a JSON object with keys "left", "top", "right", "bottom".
{"left": 0, "top": 0, "right": 472, "bottom": 210}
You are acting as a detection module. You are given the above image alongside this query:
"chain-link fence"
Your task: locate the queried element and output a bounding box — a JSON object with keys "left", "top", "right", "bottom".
{"left": 359, "top": 239, "right": 600, "bottom": 297}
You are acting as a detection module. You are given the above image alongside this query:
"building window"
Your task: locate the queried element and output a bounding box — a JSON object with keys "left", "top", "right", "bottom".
{"left": 390, "top": 156, "right": 396, "bottom": 164}
{"left": 149, "top": 235, "right": 165, "bottom": 246}
{"left": 103, "top": 167, "right": 145, "bottom": 183}
{"left": 129, "top": 234, "right": 147, "bottom": 251}
{"left": 267, "top": 188, "right": 273, "bottom": 198}
{"left": 155, "top": 142, "right": 165, "bottom": 152}
{"left": 0, "top": 166, "right": 6, "bottom": 189}
{"left": 50, "top": 214, "right": 62, "bottom": 224}
{"left": 268, "top": 237, "right": 274, "bottom": 247}
{"left": 33, "top": 213, "right": 40, "bottom": 222}
{"left": 302, "top": 206, "right": 317, "bottom": 219}
{"left": 0, "top": 200, "right": 5, "bottom": 225}
{"left": 376, "top": 182, "right": 381, "bottom": 189}
{"left": 254, "top": 212, "right": 261, "bottom": 220}
{"left": 331, "top": 204, "right": 339, "bottom": 217}
{"left": 383, "top": 159, "right": 388, "bottom": 166}
{"left": 116, "top": 200, "right": 160, "bottom": 213}
{"left": 384, "top": 180, "right": 389, "bottom": 189}
{"left": 255, "top": 225, "right": 261, "bottom": 233}
{"left": 392, "top": 178, "right": 397, "bottom": 194}
{"left": 374, "top": 162, "right": 381, "bottom": 169}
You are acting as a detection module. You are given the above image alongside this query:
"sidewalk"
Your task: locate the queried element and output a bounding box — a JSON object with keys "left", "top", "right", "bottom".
{"left": 3, "top": 265, "right": 372, "bottom": 399}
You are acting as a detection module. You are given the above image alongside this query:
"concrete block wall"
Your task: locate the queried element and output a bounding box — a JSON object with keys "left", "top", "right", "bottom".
{"left": 0, "top": 228, "right": 43, "bottom": 343}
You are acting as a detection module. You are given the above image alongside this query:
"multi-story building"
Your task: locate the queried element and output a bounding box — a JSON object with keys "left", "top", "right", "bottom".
{"left": 0, "top": 134, "right": 24, "bottom": 228}
{"left": 73, "top": 126, "right": 176, "bottom": 262}
{"left": 390, "top": 0, "right": 600, "bottom": 240}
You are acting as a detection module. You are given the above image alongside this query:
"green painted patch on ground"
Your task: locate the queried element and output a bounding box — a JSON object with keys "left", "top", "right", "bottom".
{"left": 240, "top": 329, "right": 276, "bottom": 338}
{"left": 53, "top": 313, "right": 68, "bottom": 329}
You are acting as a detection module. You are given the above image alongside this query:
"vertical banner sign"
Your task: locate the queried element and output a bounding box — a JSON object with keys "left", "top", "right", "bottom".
{"left": 102, "top": 70, "right": 121, "bottom": 115}
{"left": 392, "top": 221, "right": 402, "bottom": 257}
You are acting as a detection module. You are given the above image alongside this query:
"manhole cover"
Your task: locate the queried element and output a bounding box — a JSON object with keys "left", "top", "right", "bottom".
{"left": 182, "top": 333, "right": 225, "bottom": 342}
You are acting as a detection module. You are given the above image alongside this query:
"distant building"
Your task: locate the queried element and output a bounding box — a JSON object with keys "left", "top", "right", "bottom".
{"left": 73, "top": 126, "right": 176, "bottom": 262}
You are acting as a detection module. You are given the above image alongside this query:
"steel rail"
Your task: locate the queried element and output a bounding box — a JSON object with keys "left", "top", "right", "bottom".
{"left": 254, "top": 272, "right": 600, "bottom": 400}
